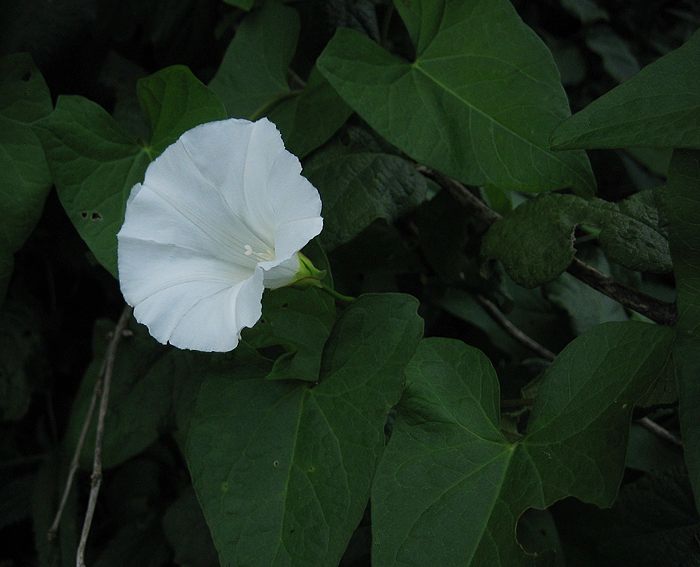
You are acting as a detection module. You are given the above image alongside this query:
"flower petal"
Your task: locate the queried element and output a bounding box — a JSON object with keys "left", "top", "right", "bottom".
{"left": 121, "top": 142, "right": 271, "bottom": 269}
{"left": 177, "top": 118, "right": 279, "bottom": 246}
{"left": 271, "top": 217, "right": 324, "bottom": 264}
{"left": 176, "top": 117, "right": 323, "bottom": 264}
{"left": 167, "top": 269, "right": 264, "bottom": 352}
{"left": 262, "top": 254, "right": 300, "bottom": 289}
{"left": 118, "top": 237, "right": 262, "bottom": 351}
{"left": 117, "top": 117, "right": 324, "bottom": 352}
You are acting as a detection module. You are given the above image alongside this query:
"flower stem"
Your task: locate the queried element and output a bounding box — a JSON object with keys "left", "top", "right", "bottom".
{"left": 317, "top": 284, "right": 355, "bottom": 303}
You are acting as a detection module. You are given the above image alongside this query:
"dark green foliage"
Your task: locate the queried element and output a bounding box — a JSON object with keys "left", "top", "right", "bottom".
{"left": 38, "top": 66, "right": 226, "bottom": 275}
{"left": 373, "top": 325, "right": 673, "bottom": 565}
{"left": 0, "top": 53, "right": 52, "bottom": 303}
{"left": 186, "top": 295, "right": 423, "bottom": 566}
{"left": 2, "top": 1, "right": 699, "bottom": 566}
{"left": 318, "top": 0, "right": 595, "bottom": 194}
{"left": 664, "top": 150, "right": 700, "bottom": 509}
{"left": 483, "top": 192, "right": 671, "bottom": 288}
{"left": 552, "top": 29, "right": 700, "bottom": 150}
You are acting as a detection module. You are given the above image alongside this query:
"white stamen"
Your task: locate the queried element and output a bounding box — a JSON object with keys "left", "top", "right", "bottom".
{"left": 244, "top": 243, "right": 275, "bottom": 261}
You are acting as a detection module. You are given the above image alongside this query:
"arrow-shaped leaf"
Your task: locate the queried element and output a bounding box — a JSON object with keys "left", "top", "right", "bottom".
{"left": 186, "top": 294, "right": 423, "bottom": 567}
{"left": 39, "top": 66, "right": 226, "bottom": 275}
{"left": 372, "top": 322, "right": 674, "bottom": 566}
{"left": 552, "top": 30, "right": 700, "bottom": 150}
{"left": 318, "top": 0, "right": 595, "bottom": 194}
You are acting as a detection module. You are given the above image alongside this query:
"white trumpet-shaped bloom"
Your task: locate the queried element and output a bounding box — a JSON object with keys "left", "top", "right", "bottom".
{"left": 117, "top": 118, "right": 323, "bottom": 352}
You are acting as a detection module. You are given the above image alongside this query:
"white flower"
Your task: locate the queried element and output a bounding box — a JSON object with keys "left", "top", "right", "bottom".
{"left": 117, "top": 117, "right": 323, "bottom": 352}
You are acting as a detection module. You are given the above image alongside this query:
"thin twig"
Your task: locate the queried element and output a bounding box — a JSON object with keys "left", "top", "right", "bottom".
{"left": 47, "top": 361, "right": 104, "bottom": 542}
{"left": 477, "top": 297, "right": 681, "bottom": 445}
{"left": 637, "top": 416, "right": 683, "bottom": 447}
{"left": 417, "top": 167, "right": 678, "bottom": 325}
{"left": 476, "top": 294, "right": 556, "bottom": 361}
{"left": 422, "top": 170, "right": 683, "bottom": 446}
{"left": 76, "top": 305, "right": 132, "bottom": 567}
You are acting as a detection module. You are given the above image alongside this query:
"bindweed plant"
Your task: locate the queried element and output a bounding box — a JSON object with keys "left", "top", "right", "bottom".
{"left": 1, "top": 0, "right": 699, "bottom": 566}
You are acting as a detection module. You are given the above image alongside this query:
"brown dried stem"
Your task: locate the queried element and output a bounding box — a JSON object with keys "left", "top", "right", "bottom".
{"left": 75, "top": 305, "right": 132, "bottom": 567}
{"left": 47, "top": 361, "right": 104, "bottom": 542}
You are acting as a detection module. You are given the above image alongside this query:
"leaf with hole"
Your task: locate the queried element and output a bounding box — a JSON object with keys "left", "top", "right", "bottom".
{"left": 39, "top": 65, "right": 226, "bottom": 275}
{"left": 372, "top": 323, "right": 674, "bottom": 566}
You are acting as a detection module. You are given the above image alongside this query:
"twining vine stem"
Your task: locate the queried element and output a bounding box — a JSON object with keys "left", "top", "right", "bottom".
{"left": 419, "top": 167, "right": 682, "bottom": 446}
{"left": 566, "top": 258, "right": 677, "bottom": 325}
{"left": 477, "top": 291, "right": 682, "bottom": 445}
{"left": 418, "top": 167, "right": 678, "bottom": 326}
{"left": 73, "top": 305, "right": 132, "bottom": 567}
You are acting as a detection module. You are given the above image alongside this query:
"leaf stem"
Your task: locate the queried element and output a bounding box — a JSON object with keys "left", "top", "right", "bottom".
{"left": 287, "top": 68, "right": 307, "bottom": 90}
